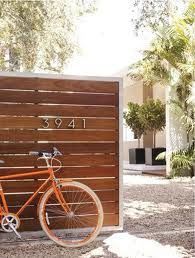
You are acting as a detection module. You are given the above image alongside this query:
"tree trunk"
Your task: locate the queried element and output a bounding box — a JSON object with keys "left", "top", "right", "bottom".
{"left": 153, "top": 130, "right": 156, "bottom": 148}
{"left": 192, "top": 110, "right": 195, "bottom": 149}
{"left": 192, "top": 144, "right": 195, "bottom": 177}
{"left": 186, "top": 132, "right": 190, "bottom": 144}
{"left": 9, "top": 48, "right": 20, "bottom": 71}
{"left": 190, "top": 166, "right": 194, "bottom": 177}
{"left": 138, "top": 137, "right": 141, "bottom": 148}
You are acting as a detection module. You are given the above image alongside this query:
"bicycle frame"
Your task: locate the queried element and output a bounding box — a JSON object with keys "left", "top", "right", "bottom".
{"left": 0, "top": 166, "right": 72, "bottom": 220}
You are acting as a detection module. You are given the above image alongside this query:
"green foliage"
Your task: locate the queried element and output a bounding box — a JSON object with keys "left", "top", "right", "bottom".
{"left": 129, "top": 1, "right": 195, "bottom": 83}
{"left": 0, "top": 0, "right": 95, "bottom": 72}
{"left": 123, "top": 102, "right": 145, "bottom": 147}
{"left": 131, "top": 0, "right": 169, "bottom": 31}
{"left": 129, "top": 0, "right": 195, "bottom": 149}
{"left": 78, "top": 0, "right": 97, "bottom": 15}
{"left": 156, "top": 151, "right": 166, "bottom": 161}
{"left": 140, "top": 99, "right": 166, "bottom": 132}
{"left": 170, "top": 144, "right": 195, "bottom": 177}
{"left": 123, "top": 99, "right": 165, "bottom": 148}
{"left": 131, "top": 0, "right": 188, "bottom": 32}
{"left": 129, "top": 2, "right": 195, "bottom": 176}
{"left": 140, "top": 99, "right": 166, "bottom": 147}
{"left": 156, "top": 144, "right": 195, "bottom": 176}
{"left": 128, "top": 51, "right": 170, "bottom": 86}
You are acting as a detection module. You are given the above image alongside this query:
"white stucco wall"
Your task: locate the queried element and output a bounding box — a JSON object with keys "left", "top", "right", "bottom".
{"left": 166, "top": 85, "right": 189, "bottom": 174}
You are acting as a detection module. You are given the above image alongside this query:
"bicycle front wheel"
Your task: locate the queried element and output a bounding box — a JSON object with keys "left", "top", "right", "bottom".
{"left": 39, "top": 181, "right": 104, "bottom": 247}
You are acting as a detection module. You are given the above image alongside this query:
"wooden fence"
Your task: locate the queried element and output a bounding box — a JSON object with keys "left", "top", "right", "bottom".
{"left": 0, "top": 74, "right": 121, "bottom": 231}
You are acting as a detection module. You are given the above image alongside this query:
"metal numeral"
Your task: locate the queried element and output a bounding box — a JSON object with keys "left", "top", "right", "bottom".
{"left": 42, "top": 118, "right": 86, "bottom": 129}
{"left": 82, "top": 119, "right": 86, "bottom": 129}
{"left": 55, "top": 118, "right": 62, "bottom": 128}
{"left": 68, "top": 119, "right": 75, "bottom": 129}
{"left": 42, "top": 118, "right": 49, "bottom": 128}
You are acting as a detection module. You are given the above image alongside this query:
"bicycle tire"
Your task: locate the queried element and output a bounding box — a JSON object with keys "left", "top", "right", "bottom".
{"left": 39, "top": 181, "right": 104, "bottom": 247}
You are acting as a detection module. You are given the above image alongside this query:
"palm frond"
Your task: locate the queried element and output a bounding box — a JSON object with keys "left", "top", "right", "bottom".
{"left": 170, "top": 145, "right": 194, "bottom": 170}
{"left": 156, "top": 151, "right": 166, "bottom": 160}
{"left": 177, "top": 62, "right": 195, "bottom": 75}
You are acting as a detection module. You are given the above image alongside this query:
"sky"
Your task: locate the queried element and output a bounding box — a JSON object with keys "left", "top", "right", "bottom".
{"left": 64, "top": 0, "right": 153, "bottom": 77}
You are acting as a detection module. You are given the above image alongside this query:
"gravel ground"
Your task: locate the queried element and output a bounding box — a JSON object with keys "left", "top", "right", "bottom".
{"left": 0, "top": 175, "right": 194, "bottom": 258}
{"left": 123, "top": 176, "right": 194, "bottom": 233}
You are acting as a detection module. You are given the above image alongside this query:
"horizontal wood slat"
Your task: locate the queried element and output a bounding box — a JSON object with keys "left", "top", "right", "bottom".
{"left": 9, "top": 202, "right": 119, "bottom": 218}
{"left": 0, "top": 166, "right": 118, "bottom": 178}
{"left": 0, "top": 143, "right": 117, "bottom": 154}
{"left": 0, "top": 90, "right": 117, "bottom": 106}
{"left": 0, "top": 117, "right": 118, "bottom": 130}
{"left": 0, "top": 154, "right": 117, "bottom": 167}
{"left": 4, "top": 190, "right": 119, "bottom": 205}
{"left": 18, "top": 214, "right": 119, "bottom": 231}
{"left": 0, "top": 104, "right": 116, "bottom": 117}
{"left": 0, "top": 178, "right": 118, "bottom": 193}
{"left": 0, "top": 77, "right": 119, "bottom": 93}
{"left": 0, "top": 130, "right": 116, "bottom": 142}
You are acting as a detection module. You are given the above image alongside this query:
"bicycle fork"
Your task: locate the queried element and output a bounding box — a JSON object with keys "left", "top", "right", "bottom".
{"left": 52, "top": 181, "right": 71, "bottom": 214}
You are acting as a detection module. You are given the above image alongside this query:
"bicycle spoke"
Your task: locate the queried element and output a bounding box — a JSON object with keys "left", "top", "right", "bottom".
{"left": 39, "top": 182, "right": 103, "bottom": 247}
{"left": 45, "top": 206, "right": 66, "bottom": 216}
{"left": 73, "top": 192, "right": 88, "bottom": 213}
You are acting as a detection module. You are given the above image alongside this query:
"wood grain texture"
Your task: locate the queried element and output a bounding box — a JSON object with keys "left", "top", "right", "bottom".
{"left": 0, "top": 142, "right": 117, "bottom": 154}
{"left": 0, "top": 166, "right": 118, "bottom": 178}
{"left": 0, "top": 90, "right": 117, "bottom": 106}
{"left": 0, "top": 104, "right": 117, "bottom": 117}
{"left": 0, "top": 154, "right": 117, "bottom": 167}
{"left": 0, "top": 77, "right": 119, "bottom": 93}
{"left": 0, "top": 129, "right": 117, "bottom": 141}
{"left": 0, "top": 178, "right": 118, "bottom": 193}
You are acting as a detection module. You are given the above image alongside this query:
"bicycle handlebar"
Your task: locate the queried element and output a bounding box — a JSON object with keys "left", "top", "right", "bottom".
{"left": 29, "top": 147, "right": 62, "bottom": 157}
{"left": 29, "top": 151, "right": 39, "bottom": 156}
{"left": 53, "top": 147, "right": 62, "bottom": 156}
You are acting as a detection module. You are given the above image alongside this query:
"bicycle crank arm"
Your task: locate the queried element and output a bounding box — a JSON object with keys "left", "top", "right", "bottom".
{"left": 8, "top": 222, "right": 22, "bottom": 239}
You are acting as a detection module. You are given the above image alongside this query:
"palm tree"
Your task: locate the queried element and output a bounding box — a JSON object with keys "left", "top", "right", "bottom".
{"left": 128, "top": 1, "right": 195, "bottom": 176}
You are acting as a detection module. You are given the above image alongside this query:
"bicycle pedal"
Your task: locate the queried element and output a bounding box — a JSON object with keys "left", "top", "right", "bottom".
{"left": 14, "top": 230, "right": 22, "bottom": 240}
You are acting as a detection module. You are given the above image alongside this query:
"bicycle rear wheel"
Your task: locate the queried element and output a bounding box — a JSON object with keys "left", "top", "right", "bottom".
{"left": 39, "top": 181, "right": 104, "bottom": 247}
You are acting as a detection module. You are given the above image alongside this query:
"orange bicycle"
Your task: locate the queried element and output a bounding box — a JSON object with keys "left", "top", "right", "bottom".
{"left": 0, "top": 148, "right": 104, "bottom": 247}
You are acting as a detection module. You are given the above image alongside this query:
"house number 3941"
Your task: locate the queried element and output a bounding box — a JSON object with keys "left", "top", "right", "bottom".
{"left": 42, "top": 118, "right": 86, "bottom": 129}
